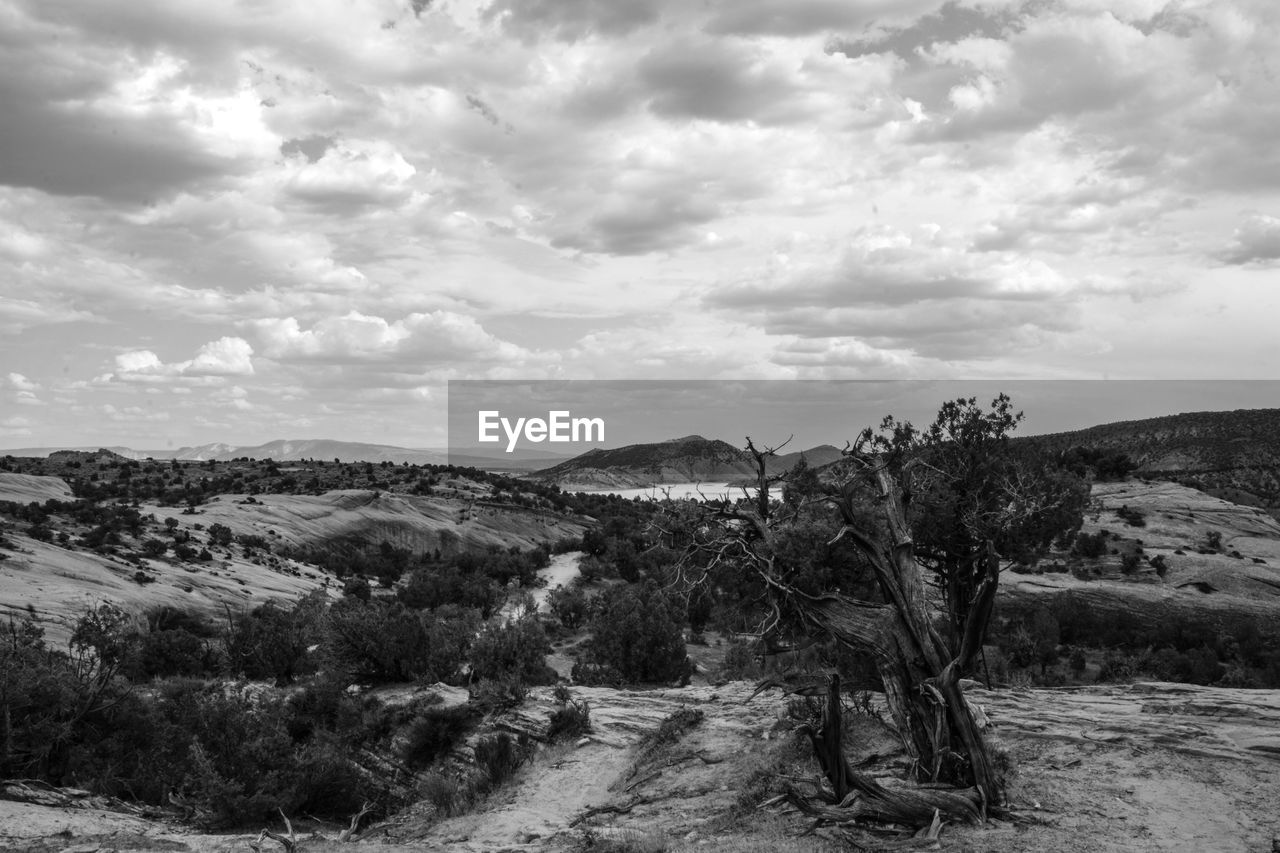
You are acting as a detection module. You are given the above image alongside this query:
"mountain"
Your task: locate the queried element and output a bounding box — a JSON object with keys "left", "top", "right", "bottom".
{"left": 531, "top": 435, "right": 842, "bottom": 490}
{"left": 1024, "top": 407, "right": 1280, "bottom": 508}
{"left": 3, "top": 439, "right": 449, "bottom": 465}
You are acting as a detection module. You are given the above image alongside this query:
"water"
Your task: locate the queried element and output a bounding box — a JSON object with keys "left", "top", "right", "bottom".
{"left": 576, "top": 481, "right": 758, "bottom": 501}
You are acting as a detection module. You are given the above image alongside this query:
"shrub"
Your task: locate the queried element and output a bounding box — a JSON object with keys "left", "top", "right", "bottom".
{"left": 401, "top": 705, "right": 475, "bottom": 768}
{"left": 225, "top": 595, "right": 325, "bottom": 684}
{"left": 472, "top": 732, "right": 531, "bottom": 791}
{"left": 1116, "top": 505, "right": 1146, "bottom": 527}
{"left": 342, "top": 577, "right": 372, "bottom": 601}
{"left": 468, "top": 675, "right": 528, "bottom": 715}
{"left": 325, "top": 599, "right": 478, "bottom": 684}
{"left": 546, "top": 697, "right": 592, "bottom": 742}
{"left": 469, "top": 613, "right": 554, "bottom": 686}
{"left": 1151, "top": 554, "right": 1169, "bottom": 577}
{"left": 141, "top": 538, "right": 168, "bottom": 557}
{"left": 716, "top": 638, "right": 765, "bottom": 681}
{"left": 575, "top": 583, "right": 691, "bottom": 685}
{"left": 547, "top": 584, "right": 588, "bottom": 630}
{"left": 1120, "top": 553, "right": 1142, "bottom": 575}
{"left": 1071, "top": 531, "right": 1108, "bottom": 559}
{"left": 419, "top": 771, "right": 471, "bottom": 817}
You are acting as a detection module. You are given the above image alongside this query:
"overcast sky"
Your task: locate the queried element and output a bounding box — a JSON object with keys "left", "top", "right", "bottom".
{"left": 1, "top": 0, "right": 1278, "bottom": 450}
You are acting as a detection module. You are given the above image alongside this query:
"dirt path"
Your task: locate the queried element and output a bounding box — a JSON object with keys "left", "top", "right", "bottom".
{"left": 531, "top": 551, "right": 582, "bottom": 610}
{"left": 392, "top": 682, "right": 775, "bottom": 851}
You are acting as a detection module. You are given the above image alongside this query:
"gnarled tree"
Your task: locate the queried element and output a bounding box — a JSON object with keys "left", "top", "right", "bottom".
{"left": 669, "top": 396, "right": 1085, "bottom": 825}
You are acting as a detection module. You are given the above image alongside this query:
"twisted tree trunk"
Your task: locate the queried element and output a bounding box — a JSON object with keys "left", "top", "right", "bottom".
{"left": 801, "top": 466, "right": 1003, "bottom": 812}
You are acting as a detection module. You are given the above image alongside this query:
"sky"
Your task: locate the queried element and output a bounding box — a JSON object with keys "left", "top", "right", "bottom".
{"left": 1, "top": 0, "right": 1278, "bottom": 450}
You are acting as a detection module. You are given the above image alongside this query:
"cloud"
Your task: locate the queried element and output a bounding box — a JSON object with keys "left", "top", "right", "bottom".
{"left": 707, "top": 225, "right": 1154, "bottom": 359}
{"left": 248, "top": 312, "right": 550, "bottom": 379}
{"left": 101, "top": 404, "right": 171, "bottom": 423}
{"left": 283, "top": 139, "right": 417, "bottom": 211}
{"left": 0, "top": 8, "right": 249, "bottom": 202}
{"left": 483, "top": 0, "right": 669, "bottom": 41}
{"left": 635, "top": 38, "right": 805, "bottom": 125}
{"left": 108, "top": 337, "right": 255, "bottom": 383}
{"left": 4, "top": 373, "right": 44, "bottom": 407}
{"left": 770, "top": 338, "right": 913, "bottom": 376}
{"left": 704, "top": 0, "right": 946, "bottom": 37}
{"left": 0, "top": 415, "right": 33, "bottom": 438}
{"left": 1217, "top": 214, "right": 1280, "bottom": 266}
{"left": 6, "top": 373, "right": 38, "bottom": 392}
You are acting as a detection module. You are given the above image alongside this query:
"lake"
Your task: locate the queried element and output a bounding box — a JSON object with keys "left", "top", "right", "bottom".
{"left": 577, "top": 482, "right": 758, "bottom": 501}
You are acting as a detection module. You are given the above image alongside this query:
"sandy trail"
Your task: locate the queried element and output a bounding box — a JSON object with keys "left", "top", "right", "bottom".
{"left": 531, "top": 551, "right": 582, "bottom": 609}
{"left": 393, "top": 682, "right": 774, "bottom": 851}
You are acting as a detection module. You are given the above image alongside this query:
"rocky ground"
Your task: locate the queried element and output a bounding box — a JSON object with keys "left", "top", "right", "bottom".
{"left": 4, "top": 679, "right": 1280, "bottom": 852}
{"left": 7, "top": 477, "right": 1280, "bottom": 851}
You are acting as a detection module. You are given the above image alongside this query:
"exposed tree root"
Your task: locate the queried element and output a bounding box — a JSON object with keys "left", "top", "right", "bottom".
{"left": 786, "top": 674, "right": 984, "bottom": 830}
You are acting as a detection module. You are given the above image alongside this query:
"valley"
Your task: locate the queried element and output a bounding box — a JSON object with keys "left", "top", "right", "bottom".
{"left": 5, "top": 407, "right": 1280, "bottom": 851}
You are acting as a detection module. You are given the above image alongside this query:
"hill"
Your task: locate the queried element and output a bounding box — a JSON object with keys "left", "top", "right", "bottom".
{"left": 0, "top": 464, "right": 588, "bottom": 645}
{"left": 1025, "top": 408, "right": 1280, "bottom": 508}
{"left": 2, "top": 439, "right": 448, "bottom": 465}
{"left": 532, "top": 436, "right": 842, "bottom": 490}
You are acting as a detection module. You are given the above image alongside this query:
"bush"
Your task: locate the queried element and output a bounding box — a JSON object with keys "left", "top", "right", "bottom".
{"left": 342, "top": 577, "right": 372, "bottom": 601}
{"left": 131, "top": 628, "right": 220, "bottom": 679}
{"left": 419, "top": 770, "right": 471, "bottom": 817}
{"left": 225, "top": 595, "right": 325, "bottom": 684}
{"left": 325, "top": 599, "right": 478, "bottom": 684}
{"left": 468, "top": 675, "right": 528, "bottom": 715}
{"left": 472, "top": 732, "right": 531, "bottom": 791}
{"left": 469, "top": 613, "right": 554, "bottom": 686}
{"left": 546, "top": 697, "right": 592, "bottom": 741}
{"left": 1116, "top": 505, "right": 1146, "bottom": 527}
{"left": 401, "top": 705, "right": 475, "bottom": 768}
{"left": 716, "top": 638, "right": 765, "bottom": 681}
{"left": 575, "top": 583, "right": 691, "bottom": 685}
{"left": 1071, "top": 530, "right": 1108, "bottom": 559}
{"left": 141, "top": 538, "right": 168, "bottom": 557}
{"left": 547, "top": 584, "right": 588, "bottom": 630}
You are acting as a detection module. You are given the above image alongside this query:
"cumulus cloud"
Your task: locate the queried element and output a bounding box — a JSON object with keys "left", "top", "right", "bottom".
{"left": 108, "top": 337, "right": 255, "bottom": 383}
{"left": 1218, "top": 214, "right": 1280, "bottom": 266}
{"left": 2, "top": 0, "right": 1278, "bottom": 444}
{"left": 7, "top": 373, "right": 38, "bottom": 392}
{"left": 770, "top": 338, "right": 913, "bottom": 375}
{"left": 4, "top": 373, "right": 43, "bottom": 406}
{"left": 248, "top": 311, "right": 545, "bottom": 372}
{"left": 283, "top": 139, "right": 417, "bottom": 210}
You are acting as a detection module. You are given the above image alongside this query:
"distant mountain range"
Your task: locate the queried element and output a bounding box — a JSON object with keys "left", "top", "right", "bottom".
{"left": 3, "top": 440, "right": 448, "bottom": 465}
{"left": 8, "top": 407, "right": 1280, "bottom": 503}
{"left": 531, "top": 408, "right": 1280, "bottom": 502}
{"left": 1, "top": 439, "right": 581, "bottom": 470}
{"left": 530, "top": 435, "right": 845, "bottom": 490}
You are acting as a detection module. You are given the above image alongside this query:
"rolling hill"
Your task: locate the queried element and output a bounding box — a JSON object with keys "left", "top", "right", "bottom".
{"left": 2, "top": 439, "right": 449, "bottom": 465}
{"left": 1025, "top": 408, "right": 1280, "bottom": 508}
{"left": 531, "top": 435, "right": 842, "bottom": 490}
